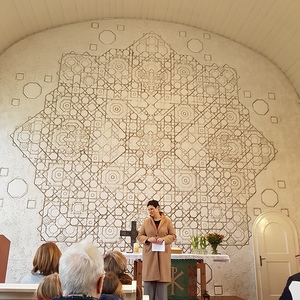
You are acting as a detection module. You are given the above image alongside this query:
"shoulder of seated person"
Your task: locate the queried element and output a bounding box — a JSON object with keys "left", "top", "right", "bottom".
{"left": 291, "top": 272, "right": 300, "bottom": 279}
{"left": 100, "top": 294, "right": 122, "bottom": 300}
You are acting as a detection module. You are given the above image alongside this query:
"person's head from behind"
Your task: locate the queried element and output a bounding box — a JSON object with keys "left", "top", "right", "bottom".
{"left": 32, "top": 242, "right": 62, "bottom": 276}
{"left": 36, "top": 272, "right": 62, "bottom": 300}
{"left": 104, "top": 251, "right": 127, "bottom": 275}
{"left": 102, "top": 271, "right": 123, "bottom": 299}
{"left": 59, "top": 242, "right": 104, "bottom": 298}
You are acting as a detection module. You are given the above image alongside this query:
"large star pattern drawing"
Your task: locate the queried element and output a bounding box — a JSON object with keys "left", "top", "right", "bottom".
{"left": 12, "top": 32, "right": 276, "bottom": 251}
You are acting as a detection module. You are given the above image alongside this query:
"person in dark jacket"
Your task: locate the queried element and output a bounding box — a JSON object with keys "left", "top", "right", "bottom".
{"left": 279, "top": 272, "right": 300, "bottom": 300}
{"left": 52, "top": 242, "right": 105, "bottom": 300}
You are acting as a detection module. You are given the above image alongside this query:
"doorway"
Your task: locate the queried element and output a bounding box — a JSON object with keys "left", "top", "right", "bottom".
{"left": 252, "top": 211, "right": 299, "bottom": 300}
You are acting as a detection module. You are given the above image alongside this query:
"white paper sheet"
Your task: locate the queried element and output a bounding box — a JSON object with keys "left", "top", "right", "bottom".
{"left": 152, "top": 241, "right": 165, "bottom": 252}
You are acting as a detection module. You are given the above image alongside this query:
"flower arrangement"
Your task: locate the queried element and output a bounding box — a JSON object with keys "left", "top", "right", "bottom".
{"left": 190, "top": 235, "right": 208, "bottom": 253}
{"left": 206, "top": 232, "right": 224, "bottom": 245}
{"left": 190, "top": 232, "right": 225, "bottom": 254}
{"left": 190, "top": 235, "right": 200, "bottom": 249}
{"left": 206, "top": 232, "right": 224, "bottom": 254}
{"left": 200, "top": 236, "right": 208, "bottom": 249}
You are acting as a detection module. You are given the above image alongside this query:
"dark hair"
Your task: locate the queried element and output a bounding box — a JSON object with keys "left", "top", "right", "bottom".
{"left": 147, "top": 200, "right": 159, "bottom": 208}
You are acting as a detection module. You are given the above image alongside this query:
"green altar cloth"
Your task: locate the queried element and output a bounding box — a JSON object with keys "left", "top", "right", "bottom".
{"left": 168, "top": 259, "right": 197, "bottom": 300}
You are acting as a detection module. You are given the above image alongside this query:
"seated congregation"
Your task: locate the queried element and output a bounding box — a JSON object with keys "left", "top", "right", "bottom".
{"left": 0, "top": 241, "right": 144, "bottom": 300}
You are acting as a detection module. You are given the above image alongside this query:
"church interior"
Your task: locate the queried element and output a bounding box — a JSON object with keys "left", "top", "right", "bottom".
{"left": 1, "top": 1, "right": 300, "bottom": 299}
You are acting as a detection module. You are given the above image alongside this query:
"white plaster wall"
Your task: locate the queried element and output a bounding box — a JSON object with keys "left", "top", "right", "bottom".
{"left": 0, "top": 19, "right": 300, "bottom": 300}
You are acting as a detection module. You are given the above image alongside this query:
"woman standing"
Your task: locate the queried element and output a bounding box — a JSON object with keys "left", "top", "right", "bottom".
{"left": 137, "top": 200, "right": 176, "bottom": 300}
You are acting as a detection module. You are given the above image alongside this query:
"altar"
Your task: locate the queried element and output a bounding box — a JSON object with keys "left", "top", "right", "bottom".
{"left": 123, "top": 253, "right": 230, "bottom": 299}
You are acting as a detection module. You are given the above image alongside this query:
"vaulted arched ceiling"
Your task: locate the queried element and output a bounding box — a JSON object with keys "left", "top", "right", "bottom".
{"left": 1, "top": 0, "right": 300, "bottom": 98}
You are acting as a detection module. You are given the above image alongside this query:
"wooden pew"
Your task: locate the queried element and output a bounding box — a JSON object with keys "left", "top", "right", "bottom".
{"left": 0, "top": 283, "right": 37, "bottom": 300}
{"left": 0, "top": 236, "right": 10, "bottom": 283}
{"left": 0, "top": 281, "right": 149, "bottom": 300}
{"left": 123, "top": 280, "right": 137, "bottom": 300}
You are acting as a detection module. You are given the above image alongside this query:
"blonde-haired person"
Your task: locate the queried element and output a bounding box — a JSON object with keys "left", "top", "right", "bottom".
{"left": 36, "top": 273, "right": 62, "bottom": 300}
{"left": 21, "top": 242, "right": 62, "bottom": 283}
{"left": 100, "top": 271, "right": 124, "bottom": 300}
{"left": 104, "top": 251, "right": 142, "bottom": 299}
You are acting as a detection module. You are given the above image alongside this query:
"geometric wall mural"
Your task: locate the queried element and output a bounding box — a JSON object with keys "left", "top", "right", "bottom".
{"left": 11, "top": 32, "right": 276, "bottom": 251}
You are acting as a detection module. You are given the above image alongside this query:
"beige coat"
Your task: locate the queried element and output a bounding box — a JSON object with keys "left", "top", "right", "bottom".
{"left": 137, "top": 212, "right": 176, "bottom": 282}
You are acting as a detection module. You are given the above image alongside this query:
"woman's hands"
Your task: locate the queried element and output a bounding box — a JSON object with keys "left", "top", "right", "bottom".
{"left": 156, "top": 237, "right": 164, "bottom": 244}
{"left": 148, "top": 237, "right": 164, "bottom": 244}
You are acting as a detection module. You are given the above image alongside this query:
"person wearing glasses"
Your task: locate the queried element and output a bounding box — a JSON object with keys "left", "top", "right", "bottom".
{"left": 137, "top": 200, "right": 176, "bottom": 300}
{"left": 279, "top": 253, "right": 300, "bottom": 300}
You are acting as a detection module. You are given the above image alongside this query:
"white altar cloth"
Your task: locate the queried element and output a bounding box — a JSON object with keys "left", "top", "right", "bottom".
{"left": 123, "top": 252, "right": 230, "bottom": 262}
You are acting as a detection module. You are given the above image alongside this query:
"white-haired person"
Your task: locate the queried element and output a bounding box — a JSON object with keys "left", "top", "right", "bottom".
{"left": 52, "top": 242, "right": 105, "bottom": 300}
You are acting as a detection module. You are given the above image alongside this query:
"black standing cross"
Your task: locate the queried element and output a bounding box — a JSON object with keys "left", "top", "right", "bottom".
{"left": 120, "top": 221, "right": 138, "bottom": 248}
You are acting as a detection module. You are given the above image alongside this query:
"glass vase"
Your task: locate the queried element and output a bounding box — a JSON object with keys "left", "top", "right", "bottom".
{"left": 201, "top": 248, "right": 208, "bottom": 254}
{"left": 211, "top": 243, "right": 218, "bottom": 254}
{"left": 200, "top": 236, "right": 208, "bottom": 254}
{"left": 191, "top": 247, "right": 201, "bottom": 254}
